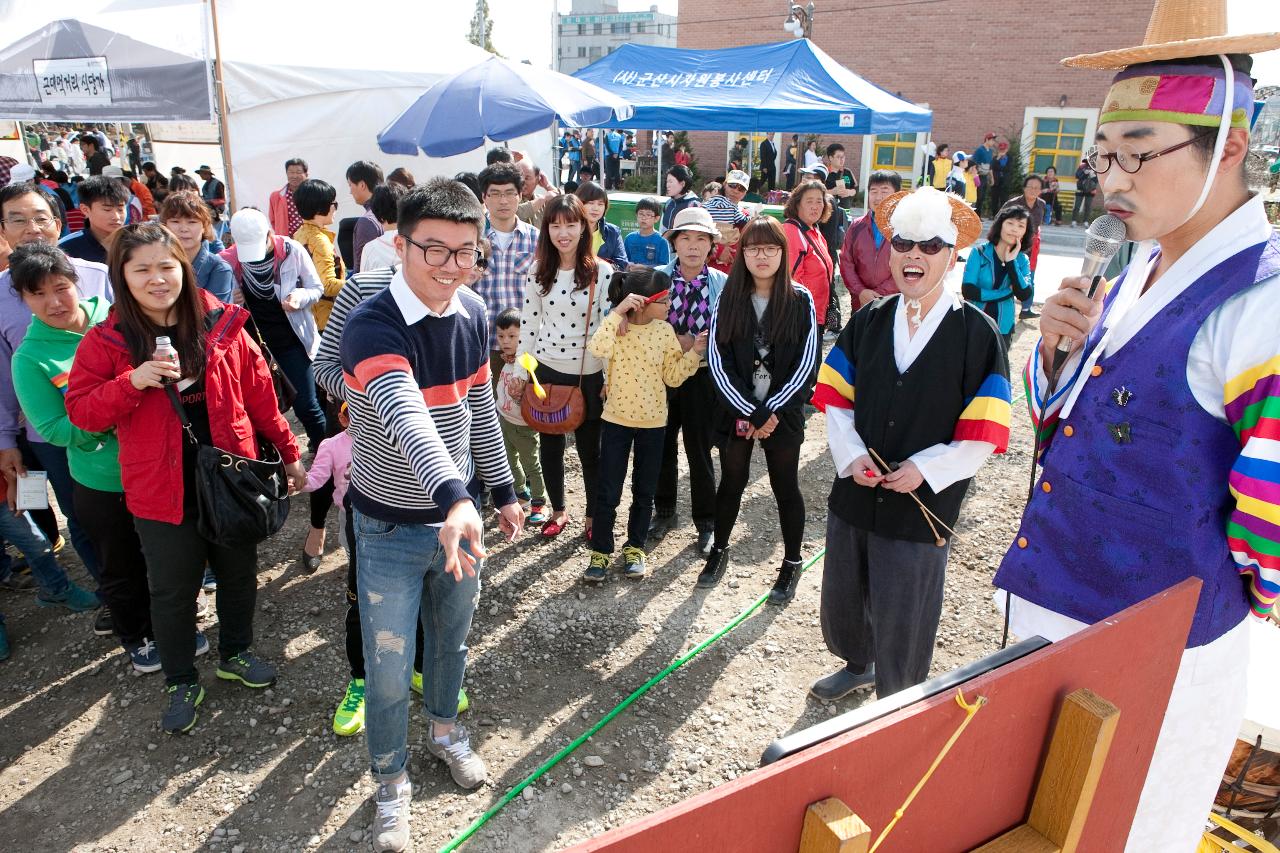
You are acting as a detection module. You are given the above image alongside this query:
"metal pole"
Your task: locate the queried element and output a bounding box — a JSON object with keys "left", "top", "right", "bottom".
{"left": 207, "top": 0, "right": 237, "bottom": 212}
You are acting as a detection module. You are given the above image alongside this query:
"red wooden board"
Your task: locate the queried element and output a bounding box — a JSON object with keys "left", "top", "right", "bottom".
{"left": 563, "top": 579, "right": 1199, "bottom": 852}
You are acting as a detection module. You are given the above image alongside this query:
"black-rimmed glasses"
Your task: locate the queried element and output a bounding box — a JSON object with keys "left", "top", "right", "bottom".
{"left": 1085, "top": 129, "right": 1215, "bottom": 175}
{"left": 401, "top": 235, "right": 480, "bottom": 269}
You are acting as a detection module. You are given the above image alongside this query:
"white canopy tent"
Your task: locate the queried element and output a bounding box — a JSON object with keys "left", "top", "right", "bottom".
{"left": 0, "top": 1, "right": 555, "bottom": 220}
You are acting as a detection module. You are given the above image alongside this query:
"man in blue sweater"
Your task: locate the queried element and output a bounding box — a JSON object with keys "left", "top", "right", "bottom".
{"left": 341, "top": 178, "right": 524, "bottom": 852}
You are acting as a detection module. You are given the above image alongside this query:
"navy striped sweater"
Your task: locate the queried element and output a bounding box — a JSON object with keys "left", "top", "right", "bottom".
{"left": 340, "top": 272, "right": 515, "bottom": 524}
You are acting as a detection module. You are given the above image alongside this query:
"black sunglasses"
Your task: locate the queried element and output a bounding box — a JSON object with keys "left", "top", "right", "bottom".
{"left": 890, "top": 236, "right": 952, "bottom": 255}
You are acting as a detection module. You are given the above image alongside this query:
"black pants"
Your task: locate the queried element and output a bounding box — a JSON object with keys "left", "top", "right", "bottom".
{"left": 713, "top": 435, "right": 804, "bottom": 561}
{"left": 135, "top": 511, "right": 258, "bottom": 686}
{"left": 533, "top": 368, "right": 603, "bottom": 520}
{"left": 605, "top": 155, "right": 621, "bottom": 190}
{"left": 761, "top": 165, "right": 776, "bottom": 192}
{"left": 74, "top": 484, "right": 152, "bottom": 645}
{"left": 590, "top": 422, "right": 665, "bottom": 554}
{"left": 655, "top": 367, "right": 717, "bottom": 530}
{"left": 343, "top": 500, "right": 423, "bottom": 679}
{"left": 820, "top": 514, "right": 950, "bottom": 696}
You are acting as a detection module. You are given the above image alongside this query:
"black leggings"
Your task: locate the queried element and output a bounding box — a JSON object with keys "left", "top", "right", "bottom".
{"left": 713, "top": 437, "right": 804, "bottom": 562}
{"left": 539, "top": 417, "right": 602, "bottom": 519}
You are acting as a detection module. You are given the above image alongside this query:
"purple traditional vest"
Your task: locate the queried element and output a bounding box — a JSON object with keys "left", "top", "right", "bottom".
{"left": 995, "top": 233, "right": 1280, "bottom": 648}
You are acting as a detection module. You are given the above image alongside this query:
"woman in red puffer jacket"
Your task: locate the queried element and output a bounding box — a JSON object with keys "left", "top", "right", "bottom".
{"left": 67, "top": 222, "right": 305, "bottom": 735}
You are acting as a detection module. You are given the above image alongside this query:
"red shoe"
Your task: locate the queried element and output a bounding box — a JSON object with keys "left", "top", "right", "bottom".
{"left": 541, "top": 516, "right": 572, "bottom": 539}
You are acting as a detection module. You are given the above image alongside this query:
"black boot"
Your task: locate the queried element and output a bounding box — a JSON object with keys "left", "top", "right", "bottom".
{"left": 696, "top": 546, "right": 729, "bottom": 589}
{"left": 767, "top": 559, "right": 802, "bottom": 605}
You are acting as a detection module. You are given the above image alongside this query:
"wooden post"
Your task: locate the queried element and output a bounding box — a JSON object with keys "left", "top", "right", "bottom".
{"left": 1027, "top": 689, "right": 1120, "bottom": 851}
{"left": 207, "top": 0, "right": 237, "bottom": 212}
{"left": 797, "top": 798, "right": 871, "bottom": 853}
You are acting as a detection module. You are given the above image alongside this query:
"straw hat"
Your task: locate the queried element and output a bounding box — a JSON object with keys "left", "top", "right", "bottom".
{"left": 873, "top": 189, "right": 983, "bottom": 251}
{"left": 1062, "top": 0, "right": 1280, "bottom": 69}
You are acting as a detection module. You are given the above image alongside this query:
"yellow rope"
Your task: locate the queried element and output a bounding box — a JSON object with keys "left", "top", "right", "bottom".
{"left": 869, "top": 688, "right": 988, "bottom": 853}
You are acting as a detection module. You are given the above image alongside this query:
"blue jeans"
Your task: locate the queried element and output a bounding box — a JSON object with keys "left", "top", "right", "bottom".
{"left": 0, "top": 510, "right": 70, "bottom": 598}
{"left": 272, "top": 341, "right": 328, "bottom": 449}
{"left": 26, "top": 439, "right": 101, "bottom": 581}
{"left": 590, "top": 422, "right": 665, "bottom": 554}
{"left": 355, "top": 509, "right": 480, "bottom": 781}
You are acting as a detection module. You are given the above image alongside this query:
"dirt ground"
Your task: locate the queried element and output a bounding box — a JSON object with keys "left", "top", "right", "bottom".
{"left": 0, "top": 312, "right": 1040, "bottom": 853}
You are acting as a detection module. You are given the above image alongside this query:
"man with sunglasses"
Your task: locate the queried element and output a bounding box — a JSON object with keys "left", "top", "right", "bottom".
{"left": 340, "top": 178, "right": 522, "bottom": 852}
{"left": 993, "top": 3, "right": 1280, "bottom": 844}
{"left": 812, "top": 187, "right": 1010, "bottom": 701}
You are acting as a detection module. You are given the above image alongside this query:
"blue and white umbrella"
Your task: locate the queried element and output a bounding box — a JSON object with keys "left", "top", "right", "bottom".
{"left": 377, "top": 56, "right": 634, "bottom": 157}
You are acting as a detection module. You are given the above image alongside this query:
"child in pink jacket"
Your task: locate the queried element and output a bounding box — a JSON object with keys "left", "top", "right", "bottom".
{"left": 304, "top": 404, "right": 353, "bottom": 549}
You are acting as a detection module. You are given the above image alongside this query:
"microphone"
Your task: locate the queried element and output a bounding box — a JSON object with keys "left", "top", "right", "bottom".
{"left": 1048, "top": 214, "right": 1127, "bottom": 378}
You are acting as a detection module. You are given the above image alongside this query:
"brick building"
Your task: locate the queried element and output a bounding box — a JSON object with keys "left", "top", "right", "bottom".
{"left": 676, "top": 0, "right": 1148, "bottom": 204}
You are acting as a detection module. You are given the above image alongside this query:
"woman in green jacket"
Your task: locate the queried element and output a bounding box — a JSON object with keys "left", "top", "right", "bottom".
{"left": 10, "top": 243, "right": 203, "bottom": 674}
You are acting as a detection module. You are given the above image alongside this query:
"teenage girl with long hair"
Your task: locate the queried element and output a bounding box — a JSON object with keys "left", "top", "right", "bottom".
{"left": 513, "top": 194, "right": 613, "bottom": 540}
{"left": 67, "top": 223, "right": 306, "bottom": 735}
{"left": 704, "top": 217, "right": 819, "bottom": 602}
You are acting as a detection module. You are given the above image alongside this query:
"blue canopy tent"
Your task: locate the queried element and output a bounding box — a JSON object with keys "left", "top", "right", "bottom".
{"left": 571, "top": 39, "right": 931, "bottom": 135}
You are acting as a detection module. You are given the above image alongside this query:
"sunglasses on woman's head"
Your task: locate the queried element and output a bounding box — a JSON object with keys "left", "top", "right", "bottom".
{"left": 890, "top": 236, "right": 952, "bottom": 255}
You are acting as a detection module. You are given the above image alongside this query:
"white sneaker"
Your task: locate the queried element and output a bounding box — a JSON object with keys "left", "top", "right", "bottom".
{"left": 372, "top": 776, "right": 411, "bottom": 852}
{"left": 426, "top": 723, "right": 488, "bottom": 789}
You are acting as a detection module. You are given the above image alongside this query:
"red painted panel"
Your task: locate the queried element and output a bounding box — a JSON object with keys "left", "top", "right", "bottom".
{"left": 564, "top": 579, "right": 1199, "bottom": 853}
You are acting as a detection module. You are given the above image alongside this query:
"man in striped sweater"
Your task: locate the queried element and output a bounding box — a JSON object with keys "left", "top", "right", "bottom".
{"left": 339, "top": 178, "right": 523, "bottom": 853}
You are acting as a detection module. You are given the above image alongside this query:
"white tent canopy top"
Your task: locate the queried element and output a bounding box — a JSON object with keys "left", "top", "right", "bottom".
{"left": 0, "top": 1, "right": 554, "bottom": 218}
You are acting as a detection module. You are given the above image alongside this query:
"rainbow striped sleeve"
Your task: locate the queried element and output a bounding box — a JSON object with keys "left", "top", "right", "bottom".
{"left": 1225, "top": 354, "right": 1280, "bottom": 618}
{"left": 954, "top": 373, "right": 1011, "bottom": 453}
{"left": 812, "top": 345, "right": 855, "bottom": 412}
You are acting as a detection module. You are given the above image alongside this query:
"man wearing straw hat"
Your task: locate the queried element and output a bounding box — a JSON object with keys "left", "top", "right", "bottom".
{"left": 993, "top": 1, "right": 1280, "bottom": 846}
{"left": 811, "top": 187, "right": 1011, "bottom": 701}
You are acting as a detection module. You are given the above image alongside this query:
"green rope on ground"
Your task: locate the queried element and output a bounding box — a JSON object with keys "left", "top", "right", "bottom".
{"left": 436, "top": 548, "right": 828, "bottom": 853}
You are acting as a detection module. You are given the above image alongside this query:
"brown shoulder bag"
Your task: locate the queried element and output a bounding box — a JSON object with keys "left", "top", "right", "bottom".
{"left": 521, "top": 276, "right": 596, "bottom": 435}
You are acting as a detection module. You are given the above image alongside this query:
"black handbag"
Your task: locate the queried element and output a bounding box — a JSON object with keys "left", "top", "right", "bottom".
{"left": 165, "top": 385, "right": 290, "bottom": 546}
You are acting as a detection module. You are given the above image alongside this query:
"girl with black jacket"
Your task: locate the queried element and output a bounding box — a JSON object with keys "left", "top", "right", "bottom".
{"left": 704, "top": 218, "right": 819, "bottom": 602}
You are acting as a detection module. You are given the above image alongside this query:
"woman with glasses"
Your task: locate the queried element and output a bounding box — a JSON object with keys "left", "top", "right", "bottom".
{"left": 783, "top": 179, "right": 835, "bottom": 329}
{"left": 512, "top": 194, "right": 613, "bottom": 540}
{"left": 703, "top": 217, "right": 818, "bottom": 602}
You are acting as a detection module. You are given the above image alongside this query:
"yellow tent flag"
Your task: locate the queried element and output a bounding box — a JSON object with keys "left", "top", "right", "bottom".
{"left": 517, "top": 353, "right": 547, "bottom": 400}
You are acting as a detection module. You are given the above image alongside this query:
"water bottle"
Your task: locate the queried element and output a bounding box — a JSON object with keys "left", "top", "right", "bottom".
{"left": 152, "top": 336, "right": 180, "bottom": 384}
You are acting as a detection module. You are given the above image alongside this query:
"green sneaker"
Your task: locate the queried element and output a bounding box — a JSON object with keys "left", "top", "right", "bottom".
{"left": 162, "top": 683, "right": 205, "bottom": 734}
{"left": 36, "top": 582, "right": 99, "bottom": 613}
{"left": 333, "top": 679, "right": 366, "bottom": 736}
{"left": 621, "top": 545, "right": 647, "bottom": 579}
{"left": 215, "top": 651, "right": 277, "bottom": 688}
{"left": 583, "top": 551, "right": 610, "bottom": 584}
{"left": 411, "top": 670, "right": 471, "bottom": 714}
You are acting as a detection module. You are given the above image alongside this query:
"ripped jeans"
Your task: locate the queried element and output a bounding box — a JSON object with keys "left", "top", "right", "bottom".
{"left": 353, "top": 508, "right": 480, "bottom": 781}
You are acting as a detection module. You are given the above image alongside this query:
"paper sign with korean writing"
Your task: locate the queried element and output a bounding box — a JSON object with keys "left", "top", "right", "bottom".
{"left": 32, "top": 57, "right": 112, "bottom": 106}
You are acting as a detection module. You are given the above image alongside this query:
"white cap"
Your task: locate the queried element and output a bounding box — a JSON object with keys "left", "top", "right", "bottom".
{"left": 229, "top": 209, "right": 271, "bottom": 262}
{"left": 725, "top": 169, "right": 750, "bottom": 188}
{"left": 8, "top": 163, "right": 36, "bottom": 184}
{"left": 103, "top": 165, "right": 126, "bottom": 178}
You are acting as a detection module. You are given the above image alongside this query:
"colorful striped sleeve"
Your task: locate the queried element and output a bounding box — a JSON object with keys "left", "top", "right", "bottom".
{"left": 954, "top": 373, "right": 1012, "bottom": 453}
{"left": 1225, "top": 354, "right": 1280, "bottom": 619}
{"left": 813, "top": 344, "right": 855, "bottom": 412}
